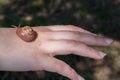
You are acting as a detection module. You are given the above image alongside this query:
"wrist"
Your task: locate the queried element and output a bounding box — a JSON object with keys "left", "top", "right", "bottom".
{"left": 0, "top": 28, "right": 21, "bottom": 70}
{"left": 0, "top": 28, "right": 38, "bottom": 70}
{"left": 0, "top": 28, "right": 16, "bottom": 50}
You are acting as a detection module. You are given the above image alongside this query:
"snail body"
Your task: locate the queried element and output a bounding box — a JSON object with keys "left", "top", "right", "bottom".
{"left": 16, "top": 26, "right": 37, "bottom": 42}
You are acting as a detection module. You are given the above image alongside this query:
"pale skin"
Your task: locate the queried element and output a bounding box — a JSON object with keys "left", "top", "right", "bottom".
{"left": 0, "top": 25, "right": 113, "bottom": 80}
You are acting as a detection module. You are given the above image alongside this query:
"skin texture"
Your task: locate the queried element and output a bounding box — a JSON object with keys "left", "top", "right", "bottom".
{"left": 0, "top": 25, "right": 113, "bottom": 80}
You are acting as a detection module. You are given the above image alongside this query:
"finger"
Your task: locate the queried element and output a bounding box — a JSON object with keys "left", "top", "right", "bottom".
{"left": 41, "top": 56, "right": 85, "bottom": 80}
{"left": 40, "top": 40, "right": 106, "bottom": 59}
{"left": 49, "top": 31, "right": 113, "bottom": 46}
{"left": 33, "top": 27, "right": 52, "bottom": 32}
{"left": 47, "top": 25, "right": 95, "bottom": 35}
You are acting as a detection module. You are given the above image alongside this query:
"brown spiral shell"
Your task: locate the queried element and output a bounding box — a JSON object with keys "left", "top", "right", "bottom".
{"left": 16, "top": 26, "right": 37, "bottom": 42}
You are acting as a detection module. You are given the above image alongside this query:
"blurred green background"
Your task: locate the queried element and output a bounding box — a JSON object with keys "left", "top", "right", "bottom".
{"left": 0, "top": 0, "right": 120, "bottom": 80}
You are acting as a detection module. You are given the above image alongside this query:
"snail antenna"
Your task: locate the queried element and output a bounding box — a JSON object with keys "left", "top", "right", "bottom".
{"left": 18, "top": 24, "right": 21, "bottom": 28}
{"left": 11, "top": 24, "right": 21, "bottom": 28}
{"left": 11, "top": 25, "right": 17, "bottom": 28}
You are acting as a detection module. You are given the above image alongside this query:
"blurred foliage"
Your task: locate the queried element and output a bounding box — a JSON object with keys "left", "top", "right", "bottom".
{"left": 0, "top": 0, "right": 120, "bottom": 80}
{"left": 0, "top": 0, "right": 120, "bottom": 39}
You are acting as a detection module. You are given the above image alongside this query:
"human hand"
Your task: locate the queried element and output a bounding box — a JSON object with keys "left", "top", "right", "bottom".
{"left": 0, "top": 25, "right": 113, "bottom": 80}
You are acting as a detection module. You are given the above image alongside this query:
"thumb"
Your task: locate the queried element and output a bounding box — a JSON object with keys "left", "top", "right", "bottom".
{"left": 41, "top": 56, "right": 85, "bottom": 80}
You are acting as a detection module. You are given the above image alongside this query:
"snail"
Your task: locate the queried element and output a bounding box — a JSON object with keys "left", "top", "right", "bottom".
{"left": 12, "top": 25, "right": 37, "bottom": 42}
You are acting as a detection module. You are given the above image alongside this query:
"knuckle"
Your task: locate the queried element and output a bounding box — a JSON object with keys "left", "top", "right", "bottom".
{"left": 63, "top": 65, "right": 77, "bottom": 79}
{"left": 66, "top": 41, "right": 79, "bottom": 52}
{"left": 67, "top": 25, "right": 76, "bottom": 28}
{"left": 69, "top": 41, "right": 78, "bottom": 47}
{"left": 63, "top": 65, "right": 73, "bottom": 75}
{"left": 67, "top": 25, "right": 79, "bottom": 29}
{"left": 38, "top": 31, "right": 52, "bottom": 40}
{"left": 53, "top": 61, "right": 66, "bottom": 72}
{"left": 54, "top": 60, "right": 77, "bottom": 79}
{"left": 54, "top": 60, "right": 73, "bottom": 74}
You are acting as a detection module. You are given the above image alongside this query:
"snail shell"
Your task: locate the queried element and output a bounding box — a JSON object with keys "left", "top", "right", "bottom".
{"left": 16, "top": 26, "right": 37, "bottom": 42}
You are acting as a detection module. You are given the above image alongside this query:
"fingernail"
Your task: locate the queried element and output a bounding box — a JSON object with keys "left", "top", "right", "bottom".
{"left": 78, "top": 76, "right": 85, "bottom": 80}
{"left": 99, "top": 51, "right": 107, "bottom": 58}
{"left": 105, "top": 38, "right": 113, "bottom": 45}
